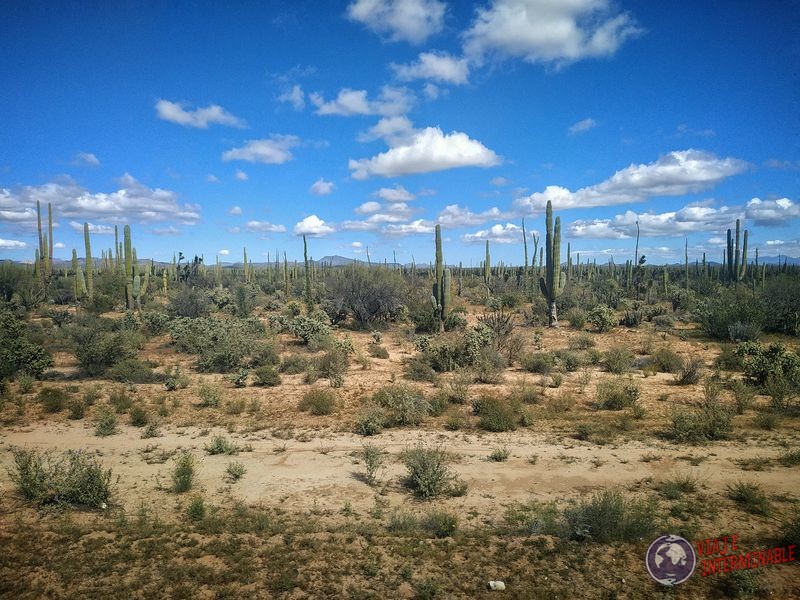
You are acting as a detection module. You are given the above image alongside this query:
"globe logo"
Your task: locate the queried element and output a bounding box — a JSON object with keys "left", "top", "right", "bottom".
{"left": 645, "top": 534, "right": 696, "bottom": 586}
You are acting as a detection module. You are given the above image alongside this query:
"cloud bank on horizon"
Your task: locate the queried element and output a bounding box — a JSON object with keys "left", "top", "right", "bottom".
{"left": 0, "top": 0, "right": 797, "bottom": 263}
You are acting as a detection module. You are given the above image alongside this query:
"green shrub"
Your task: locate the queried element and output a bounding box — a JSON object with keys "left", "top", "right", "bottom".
{"left": 562, "top": 489, "right": 656, "bottom": 543}
{"left": 17, "top": 373, "right": 35, "bottom": 394}
{"left": 279, "top": 354, "right": 309, "bottom": 374}
{"left": 670, "top": 399, "right": 732, "bottom": 442}
{"left": 94, "top": 408, "right": 118, "bottom": 436}
{"left": 141, "top": 311, "right": 171, "bottom": 335}
{"left": 298, "top": 388, "right": 336, "bottom": 415}
{"left": 522, "top": 352, "right": 554, "bottom": 374}
{"left": 107, "top": 358, "right": 161, "bottom": 383}
{"left": 402, "top": 445, "right": 465, "bottom": 500}
{"left": 674, "top": 357, "right": 703, "bottom": 385}
{"left": 373, "top": 385, "right": 430, "bottom": 426}
{"left": 488, "top": 446, "right": 510, "bottom": 462}
{"left": 780, "top": 507, "right": 800, "bottom": 548}
{"left": 108, "top": 387, "right": 133, "bottom": 413}
{"left": 620, "top": 310, "right": 643, "bottom": 328}
{"left": 225, "top": 461, "right": 247, "bottom": 483}
{"left": 204, "top": 435, "right": 240, "bottom": 455}
{"left": 405, "top": 358, "right": 437, "bottom": 382}
{"left": 198, "top": 384, "right": 222, "bottom": 408}
{"left": 186, "top": 495, "right": 206, "bottom": 521}
{"left": 444, "top": 371, "right": 471, "bottom": 404}
{"left": 565, "top": 308, "right": 587, "bottom": 329}
{"left": 316, "top": 349, "right": 348, "bottom": 388}
{"left": 588, "top": 305, "right": 617, "bottom": 333}
{"left": 555, "top": 350, "right": 582, "bottom": 372}
{"left": 735, "top": 342, "right": 800, "bottom": 387}
{"left": 164, "top": 366, "right": 190, "bottom": 391}
{"left": 68, "top": 398, "right": 85, "bottom": 420}
{"left": 595, "top": 378, "right": 640, "bottom": 410}
{"left": 253, "top": 365, "right": 281, "bottom": 387}
{"left": 473, "top": 396, "right": 518, "bottom": 432}
{"left": 568, "top": 333, "right": 595, "bottom": 350}
{"left": 422, "top": 510, "right": 459, "bottom": 538}
{"left": 360, "top": 443, "right": 385, "bottom": 485}
{"left": 726, "top": 481, "right": 770, "bottom": 516}
{"left": 368, "top": 344, "right": 389, "bottom": 359}
{"left": 603, "top": 347, "right": 634, "bottom": 374}
{"left": 648, "top": 347, "right": 683, "bottom": 373}
{"left": 9, "top": 447, "right": 113, "bottom": 508}
{"left": 172, "top": 452, "right": 196, "bottom": 493}
{"left": 728, "top": 321, "right": 761, "bottom": 342}
{"left": 730, "top": 380, "right": 756, "bottom": 414}
{"left": 0, "top": 307, "right": 53, "bottom": 379}
{"left": 697, "top": 289, "right": 764, "bottom": 340}
{"left": 355, "top": 406, "right": 387, "bottom": 436}
{"left": 38, "top": 387, "right": 68, "bottom": 413}
{"left": 129, "top": 405, "right": 149, "bottom": 427}
{"left": 659, "top": 474, "right": 698, "bottom": 500}
{"left": 168, "top": 287, "right": 210, "bottom": 318}
{"left": 70, "top": 327, "right": 140, "bottom": 377}
{"left": 473, "top": 347, "right": 506, "bottom": 384}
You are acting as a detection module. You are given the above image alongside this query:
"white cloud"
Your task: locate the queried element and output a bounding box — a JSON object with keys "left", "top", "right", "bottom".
{"left": 463, "top": 0, "right": 643, "bottom": 67}
{"left": 745, "top": 197, "right": 799, "bottom": 226}
{"left": 278, "top": 84, "right": 305, "bottom": 110}
{"left": 423, "top": 83, "right": 440, "bottom": 99}
{"left": 766, "top": 239, "right": 785, "bottom": 246}
{"left": 437, "top": 204, "right": 509, "bottom": 227}
{"left": 567, "top": 202, "right": 742, "bottom": 240}
{"left": 222, "top": 135, "right": 299, "bottom": 164}
{"left": 356, "top": 201, "right": 382, "bottom": 214}
{"left": 218, "top": 249, "right": 230, "bottom": 256}
{"left": 310, "top": 86, "right": 414, "bottom": 117}
{"left": 0, "top": 175, "right": 199, "bottom": 230}
{"left": 294, "top": 215, "right": 335, "bottom": 237}
{"left": 347, "top": 0, "right": 446, "bottom": 45}
{"left": 568, "top": 117, "right": 597, "bottom": 135}
{"left": 676, "top": 123, "right": 715, "bottom": 138}
{"left": 374, "top": 184, "right": 415, "bottom": 202}
{"left": 515, "top": 150, "right": 748, "bottom": 212}
{"left": 228, "top": 226, "right": 241, "bottom": 234}
{"left": 70, "top": 221, "right": 114, "bottom": 235}
{"left": 382, "top": 219, "right": 435, "bottom": 236}
{"left": 349, "top": 126, "right": 501, "bottom": 179}
{"left": 358, "top": 116, "right": 416, "bottom": 145}
{"left": 351, "top": 241, "right": 363, "bottom": 248}
{"left": 206, "top": 174, "right": 220, "bottom": 183}
{"left": 53, "top": 242, "right": 65, "bottom": 249}
{"left": 71, "top": 152, "right": 100, "bottom": 167}
{"left": 235, "top": 170, "right": 248, "bottom": 181}
{"left": 462, "top": 222, "right": 528, "bottom": 244}
{"left": 392, "top": 51, "right": 470, "bottom": 85}
{"left": 491, "top": 176, "right": 510, "bottom": 186}
{"left": 0, "top": 238, "right": 26, "bottom": 249}
{"left": 310, "top": 178, "right": 335, "bottom": 196}
{"left": 155, "top": 99, "right": 246, "bottom": 128}
{"left": 228, "top": 206, "right": 242, "bottom": 216}
{"left": 764, "top": 159, "right": 800, "bottom": 171}
{"left": 152, "top": 226, "right": 181, "bottom": 236}
{"left": 246, "top": 220, "right": 286, "bottom": 233}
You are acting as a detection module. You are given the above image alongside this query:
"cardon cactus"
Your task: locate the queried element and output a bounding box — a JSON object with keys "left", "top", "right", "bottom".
{"left": 538, "top": 200, "right": 565, "bottom": 326}
{"left": 431, "top": 224, "right": 451, "bottom": 331}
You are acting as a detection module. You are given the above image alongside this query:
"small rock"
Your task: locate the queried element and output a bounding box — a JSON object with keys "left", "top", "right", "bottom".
{"left": 488, "top": 581, "right": 506, "bottom": 591}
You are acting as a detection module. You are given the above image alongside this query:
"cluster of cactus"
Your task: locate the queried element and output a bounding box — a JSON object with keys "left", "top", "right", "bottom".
{"left": 430, "top": 224, "right": 451, "bottom": 332}
{"left": 538, "top": 200, "right": 565, "bottom": 327}
{"left": 34, "top": 201, "right": 54, "bottom": 281}
{"left": 726, "top": 219, "right": 748, "bottom": 285}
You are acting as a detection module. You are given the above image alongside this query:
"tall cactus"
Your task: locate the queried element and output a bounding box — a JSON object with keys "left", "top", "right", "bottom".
{"left": 47, "top": 202, "right": 53, "bottom": 278}
{"left": 430, "top": 224, "right": 450, "bottom": 332}
{"left": 36, "top": 200, "right": 45, "bottom": 281}
{"left": 522, "top": 218, "right": 528, "bottom": 284}
{"left": 123, "top": 225, "right": 133, "bottom": 308}
{"left": 726, "top": 219, "right": 748, "bottom": 285}
{"left": 303, "top": 235, "right": 313, "bottom": 311}
{"left": 83, "top": 222, "right": 94, "bottom": 299}
{"left": 539, "top": 200, "right": 564, "bottom": 327}
{"left": 484, "top": 240, "right": 491, "bottom": 287}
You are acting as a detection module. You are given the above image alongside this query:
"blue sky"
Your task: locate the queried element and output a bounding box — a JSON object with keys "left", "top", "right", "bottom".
{"left": 1, "top": 0, "right": 798, "bottom": 265}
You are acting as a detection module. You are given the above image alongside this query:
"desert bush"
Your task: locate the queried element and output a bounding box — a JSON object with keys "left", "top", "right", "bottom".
{"left": 141, "top": 310, "right": 171, "bottom": 335}
{"left": 728, "top": 321, "right": 761, "bottom": 343}
{"left": 69, "top": 325, "right": 141, "bottom": 377}
{"left": 402, "top": 445, "right": 465, "bottom": 500}
{"left": 565, "top": 308, "right": 587, "bottom": 329}
{"left": 405, "top": 358, "right": 437, "bottom": 382}
{"left": 204, "top": 436, "right": 240, "bottom": 455}
{"left": 368, "top": 343, "right": 389, "bottom": 359}
{"left": 648, "top": 347, "right": 682, "bottom": 373}
{"left": 0, "top": 306, "right": 53, "bottom": 379}
{"left": 373, "top": 385, "right": 430, "bottom": 426}
{"left": 568, "top": 333, "right": 596, "bottom": 350}
{"left": 108, "top": 388, "right": 133, "bottom": 413}
{"left": 620, "top": 310, "right": 643, "bottom": 328}
{"left": 279, "top": 354, "right": 309, "bottom": 374}
{"left": 780, "top": 507, "right": 800, "bottom": 548}
{"left": 562, "top": 489, "right": 656, "bottom": 543}
{"left": 588, "top": 305, "right": 617, "bottom": 333}
{"left": 659, "top": 474, "right": 698, "bottom": 500}
{"left": 168, "top": 286, "right": 210, "bottom": 318}
{"left": 107, "top": 358, "right": 161, "bottom": 384}
{"left": 129, "top": 405, "right": 149, "bottom": 427}
{"left": 422, "top": 510, "right": 459, "bottom": 538}
{"left": 68, "top": 398, "right": 85, "bottom": 420}
{"left": 674, "top": 357, "right": 704, "bottom": 385}
{"left": 522, "top": 352, "right": 555, "bottom": 374}
{"left": 253, "top": 365, "right": 281, "bottom": 387}
{"left": 715, "top": 345, "right": 743, "bottom": 371}
{"left": 360, "top": 444, "right": 385, "bottom": 485}
{"left": 172, "top": 452, "right": 196, "bottom": 493}
{"left": 473, "top": 396, "right": 518, "bottom": 432}
{"left": 298, "top": 388, "right": 336, "bottom": 415}
{"left": 225, "top": 461, "right": 247, "bottom": 483}
{"left": 288, "top": 315, "right": 331, "bottom": 346}
{"left": 444, "top": 370, "right": 471, "bottom": 404}
{"left": 473, "top": 347, "right": 506, "bottom": 384}
{"left": 652, "top": 314, "right": 675, "bottom": 331}
{"left": 421, "top": 326, "right": 494, "bottom": 372}
{"left": 604, "top": 347, "right": 634, "bottom": 374}
{"left": 697, "top": 289, "right": 764, "bottom": 339}
{"left": 198, "top": 384, "right": 222, "bottom": 408}
{"left": 727, "top": 481, "right": 770, "bottom": 516}
{"left": 38, "top": 387, "right": 68, "bottom": 413}
{"left": 759, "top": 275, "right": 800, "bottom": 336}
{"left": 9, "top": 447, "right": 113, "bottom": 508}
{"left": 355, "top": 406, "right": 387, "bottom": 436}
{"left": 325, "top": 268, "right": 405, "bottom": 327}
{"left": 670, "top": 399, "right": 732, "bottom": 442}
{"left": 316, "top": 348, "right": 348, "bottom": 388}
{"left": 730, "top": 380, "right": 756, "bottom": 414}
{"left": 735, "top": 342, "right": 800, "bottom": 388}
{"left": 168, "top": 316, "right": 266, "bottom": 373}
{"left": 249, "top": 341, "right": 280, "bottom": 368}
{"left": 444, "top": 311, "right": 468, "bottom": 331}
{"left": 227, "top": 368, "right": 249, "bottom": 388}
{"left": 595, "top": 378, "right": 640, "bottom": 410}
{"left": 163, "top": 366, "right": 190, "bottom": 391}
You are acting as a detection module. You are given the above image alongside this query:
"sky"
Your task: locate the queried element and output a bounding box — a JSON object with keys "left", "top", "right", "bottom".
{"left": 1, "top": 0, "right": 798, "bottom": 265}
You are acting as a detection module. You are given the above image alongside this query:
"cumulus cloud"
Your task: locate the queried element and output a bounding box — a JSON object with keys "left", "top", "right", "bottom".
{"left": 382, "top": 219, "right": 435, "bottom": 236}
{"left": 764, "top": 159, "right": 800, "bottom": 171}
{"left": 228, "top": 206, "right": 242, "bottom": 216}
{"left": 0, "top": 175, "right": 200, "bottom": 231}
{"left": 152, "top": 226, "right": 181, "bottom": 236}
{"left": 294, "top": 215, "right": 335, "bottom": 237}
{"left": 278, "top": 84, "right": 305, "bottom": 110}
{"left": 344, "top": 201, "right": 415, "bottom": 230}
{"left": 219, "top": 249, "right": 230, "bottom": 256}
{"left": 235, "top": 170, "right": 248, "bottom": 181}
{"left": 568, "top": 117, "right": 597, "bottom": 135}
{"left": 567, "top": 202, "right": 742, "bottom": 240}
{"left": 155, "top": 99, "right": 246, "bottom": 128}
{"left": 463, "top": 0, "right": 643, "bottom": 67}
{"left": 392, "top": 51, "right": 470, "bottom": 85}
{"left": 462, "top": 222, "right": 531, "bottom": 244}
{"left": 745, "top": 197, "right": 799, "bottom": 226}
{"left": 374, "top": 184, "right": 415, "bottom": 202}
{"left": 222, "top": 135, "right": 299, "bottom": 164}
{"left": 70, "top": 221, "right": 114, "bottom": 235}
{"left": 349, "top": 126, "right": 501, "bottom": 179}
{"left": 310, "top": 86, "right": 414, "bottom": 117}
{"left": 491, "top": 176, "right": 510, "bottom": 186}
{"left": 437, "top": 204, "right": 509, "bottom": 227}
{"left": 71, "top": 152, "right": 100, "bottom": 167}
{"left": 358, "top": 116, "right": 417, "bottom": 145}
{"left": 246, "top": 220, "right": 286, "bottom": 233}
{"left": 0, "top": 238, "right": 26, "bottom": 249}
{"left": 355, "top": 201, "right": 382, "bottom": 214}
{"left": 310, "top": 178, "right": 335, "bottom": 196}
{"left": 515, "top": 150, "right": 748, "bottom": 212}
{"left": 53, "top": 242, "right": 65, "bottom": 249}
{"left": 346, "top": 0, "right": 446, "bottom": 45}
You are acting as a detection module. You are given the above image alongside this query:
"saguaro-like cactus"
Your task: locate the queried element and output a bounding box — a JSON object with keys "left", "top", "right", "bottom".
{"left": 124, "top": 225, "right": 133, "bottom": 308}
{"left": 430, "top": 224, "right": 451, "bottom": 332}
{"left": 726, "top": 219, "right": 748, "bottom": 285}
{"left": 84, "top": 222, "right": 94, "bottom": 299}
{"left": 303, "top": 235, "right": 313, "bottom": 311}
{"left": 484, "top": 240, "right": 491, "bottom": 286}
{"left": 538, "top": 200, "right": 564, "bottom": 327}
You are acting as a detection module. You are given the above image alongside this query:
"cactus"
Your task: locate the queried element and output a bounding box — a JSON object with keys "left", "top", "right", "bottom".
{"left": 303, "top": 235, "right": 313, "bottom": 311}
{"left": 685, "top": 238, "right": 689, "bottom": 291}
{"left": 162, "top": 269, "right": 168, "bottom": 295}
{"left": 538, "top": 200, "right": 564, "bottom": 327}
{"left": 431, "top": 224, "right": 450, "bottom": 331}
{"left": 726, "top": 219, "right": 748, "bottom": 285}
{"left": 522, "top": 218, "right": 528, "bottom": 283}
{"left": 47, "top": 202, "right": 53, "bottom": 278}
{"left": 83, "top": 222, "right": 94, "bottom": 299}
{"left": 484, "top": 240, "right": 491, "bottom": 287}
